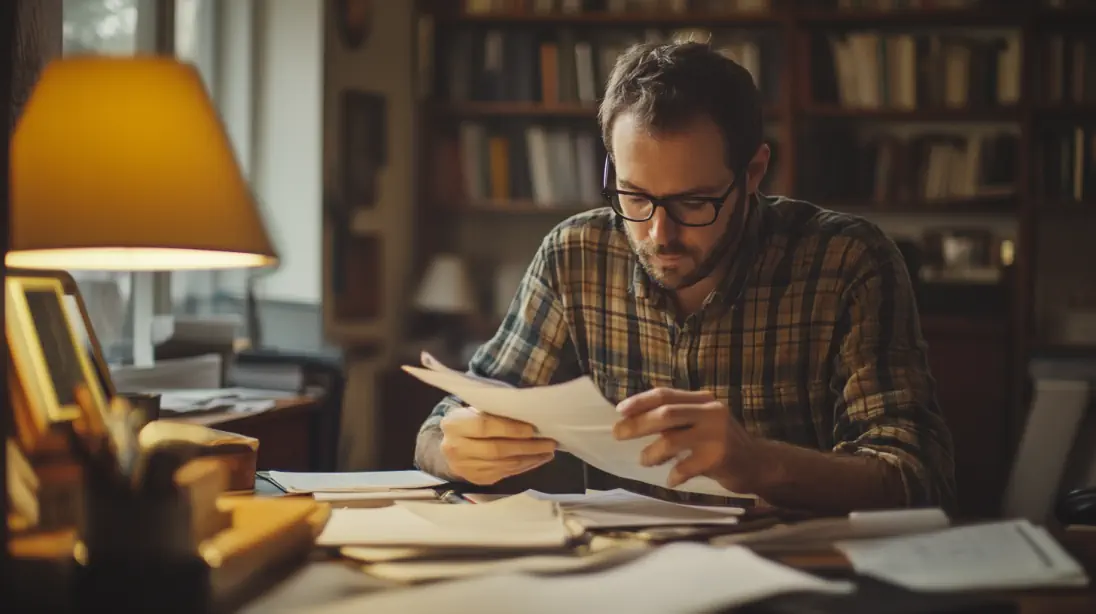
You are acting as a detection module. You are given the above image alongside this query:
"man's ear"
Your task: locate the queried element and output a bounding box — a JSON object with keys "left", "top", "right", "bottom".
{"left": 745, "top": 143, "right": 771, "bottom": 195}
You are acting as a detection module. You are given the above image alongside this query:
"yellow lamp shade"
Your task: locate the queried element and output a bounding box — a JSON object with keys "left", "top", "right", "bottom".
{"left": 8, "top": 55, "right": 278, "bottom": 271}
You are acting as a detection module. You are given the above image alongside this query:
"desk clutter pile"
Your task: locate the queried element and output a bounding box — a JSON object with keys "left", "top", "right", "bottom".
{"left": 263, "top": 470, "right": 1093, "bottom": 613}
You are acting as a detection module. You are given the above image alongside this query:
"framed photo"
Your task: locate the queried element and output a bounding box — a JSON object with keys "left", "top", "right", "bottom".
{"left": 334, "top": 0, "right": 374, "bottom": 50}
{"left": 340, "top": 89, "right": 388, "bottom": 210}
{"left": 6, "top": 276, "right": 109, "bottom": 439}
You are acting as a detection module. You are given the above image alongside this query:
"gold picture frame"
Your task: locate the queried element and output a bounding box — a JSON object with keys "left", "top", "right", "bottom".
{"left": 6, "top": 276, "right": 109, "bottom": 439}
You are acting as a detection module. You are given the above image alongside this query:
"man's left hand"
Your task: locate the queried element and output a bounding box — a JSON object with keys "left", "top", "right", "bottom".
{"left": 612, "top": 387, "right": 759, "bottom": 492}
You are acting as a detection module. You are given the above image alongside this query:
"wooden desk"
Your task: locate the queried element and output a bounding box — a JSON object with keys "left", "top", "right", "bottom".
{"left": 236, "top": 522, "right": 1096, "bottom": 613}
{"left": 167, "top": 396, "right": 323, "bottom": 471}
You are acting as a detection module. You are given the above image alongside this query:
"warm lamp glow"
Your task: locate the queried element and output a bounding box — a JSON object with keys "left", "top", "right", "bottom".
{"left": 8, "top": 55, "right": 278, "bottom": 271}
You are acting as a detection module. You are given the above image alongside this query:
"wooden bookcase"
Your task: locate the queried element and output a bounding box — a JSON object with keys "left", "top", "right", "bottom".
{"left": 396, "top": 0, "right": 1096, "bottom": 515}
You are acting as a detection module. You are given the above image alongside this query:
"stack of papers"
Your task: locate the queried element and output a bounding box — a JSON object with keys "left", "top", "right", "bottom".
{"left": 402, "top": 352, "right": 757, "bottom": 500}
{"left": 526, "top": 488, "right": 743, "bottom": 529}
{"left": 266, "top": 470, "right": 444, "bottom": 494}
{"left": 316, "top": 494, "right": 573, "bottom": 549}
{"left": 836, "top": 518, "right": 1090, "bottom": 591}
{"left": 158, "top": 387, "right": 293, "bottom": 415}
{"left": 311, "top": 543, "right": 854, "bottom": 614}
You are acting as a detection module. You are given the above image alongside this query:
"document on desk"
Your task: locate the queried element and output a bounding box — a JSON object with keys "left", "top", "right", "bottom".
{"left": 402, "top": 353, "right": 758, "bottom": 499}
{"left": 266, "top": 470, "right": 444, "bottom": 494}
{"left": 311, "top": 542, "right": 854, "bottom": 614}
{"left": 835, "top": 519, "right": 1090, "bottom": 592}
{"left": 525, "top": 488, "right": 743, "bottom": 529}
{"left": 315, "top": 493, "right": 572, "bottom": 548}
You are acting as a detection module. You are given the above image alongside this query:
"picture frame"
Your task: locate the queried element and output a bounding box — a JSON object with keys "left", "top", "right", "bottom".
{"left": 334, "top": 0, "right": 374, "bottom": 50}
{"left": 6, "top": 276, "right": 110, "bottom": 443}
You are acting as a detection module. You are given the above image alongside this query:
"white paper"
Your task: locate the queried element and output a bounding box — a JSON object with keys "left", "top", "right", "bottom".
{"left": 309, "top": 543, "right": 854, "bottom": 614}
{"left": 314, "top": 490, "right": 439, "bottom": 504}
{"left": 717, "top": 507, "right": 950, "bottom": 549}
{"left": 355, "top": 547, "right": 645, "bottom": 584}
{"left": 268, "top": 470, "right": 445, "bottom": 494}
{"left": 836, "top": 519, "right": 1090, "bottom": 591}
{"left": 402, "top": 355, "right": 758, "bottom": 499}
{"left": 525, "top": 488, "right": 742, "bottom": 529}
{"left": 315, "top": 494, "right": 572, "bottom": 548}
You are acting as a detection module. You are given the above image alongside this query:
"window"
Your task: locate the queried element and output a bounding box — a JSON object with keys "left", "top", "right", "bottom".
{"left": 60, "top": 0, "right": 327, "bottom": 354}
{"left": 62, "top": 0, "right": 139, "bottom": 56}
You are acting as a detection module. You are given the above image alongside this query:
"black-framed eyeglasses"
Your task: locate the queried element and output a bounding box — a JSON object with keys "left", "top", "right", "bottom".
{"left": 601, "top": 156, "right": 741, "bottom": 227}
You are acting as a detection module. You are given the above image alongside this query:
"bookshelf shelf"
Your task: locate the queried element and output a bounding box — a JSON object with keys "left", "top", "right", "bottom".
{"left": 802, "top": 105, "right": 1022, "bottom": 122}
{"left": 433, "top": 102, "right": 599, "bottom": 118}
{"left": 1032, "top": 104, "right": 1096, "bottom": 117}
{"left": 442, "top": 11, "right": 781, "bottom": 26}
{"left": 794, "top": 9, "right": 1024, "bottom": 26}
{"left": 459, "top": 201, "right": 601, "bottom": 214}
{"left": 827, "top": 196, "right": 1017, "bottom": 215}
{"left": 433, "top": 102, "right": 782, "bottom": 120}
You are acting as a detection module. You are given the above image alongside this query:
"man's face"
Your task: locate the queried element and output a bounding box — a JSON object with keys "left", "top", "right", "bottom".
{"left": 610, "top": 112, "right": 745, "bottom": 290}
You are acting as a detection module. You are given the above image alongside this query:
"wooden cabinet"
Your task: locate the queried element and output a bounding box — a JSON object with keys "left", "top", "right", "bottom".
{"left": 921, "top": 315, "right": 1013, "bottom": 518}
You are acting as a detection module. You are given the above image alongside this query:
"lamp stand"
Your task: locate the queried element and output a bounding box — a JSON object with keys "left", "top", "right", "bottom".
{"left": 132, "top": 272, "right": 155, "bottom": 367}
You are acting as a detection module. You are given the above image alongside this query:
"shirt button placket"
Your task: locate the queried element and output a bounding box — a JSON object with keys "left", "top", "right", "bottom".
{"left": 672, "top": 320, "right": 694, "bottom": 390}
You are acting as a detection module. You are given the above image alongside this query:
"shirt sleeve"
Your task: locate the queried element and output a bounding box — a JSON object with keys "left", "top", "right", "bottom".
{"left": 417, "top": 235, "right": 578, "bottom": 438}
{"left": 832, "top": 229, "right": 957, "bottom": 510}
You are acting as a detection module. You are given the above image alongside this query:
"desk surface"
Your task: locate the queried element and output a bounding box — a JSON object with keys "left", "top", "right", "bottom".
{"left": 234, "top": 519, "right": 1096, "bottom": 614}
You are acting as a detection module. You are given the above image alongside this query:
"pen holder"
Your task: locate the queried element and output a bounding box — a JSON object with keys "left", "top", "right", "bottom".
{"left": 72, "top": 461, "right": 228, "bottom": 614}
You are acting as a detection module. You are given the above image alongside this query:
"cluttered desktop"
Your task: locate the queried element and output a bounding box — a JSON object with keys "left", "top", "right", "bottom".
{"left": 3, "top": 262, "right": 1094, "bottom": 613}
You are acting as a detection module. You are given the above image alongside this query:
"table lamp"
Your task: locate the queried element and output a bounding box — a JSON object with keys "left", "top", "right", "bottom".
{"left": 7, "top": 55, "right": 279, "bottom": 366}
{"left": 412, "top": 253, "right": 476, "bottom": 361}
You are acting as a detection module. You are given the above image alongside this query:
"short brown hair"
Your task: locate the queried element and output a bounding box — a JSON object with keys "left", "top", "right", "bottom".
{"left": 598, "top": 41, "right": 763, "bottom": 171}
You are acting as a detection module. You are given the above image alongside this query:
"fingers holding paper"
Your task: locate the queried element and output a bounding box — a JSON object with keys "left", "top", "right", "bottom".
{"left": 439, "top": 406, "right": 557, "bottom": 486}
{"left": 613, "top": 388, "right": 759, "bottom": 493}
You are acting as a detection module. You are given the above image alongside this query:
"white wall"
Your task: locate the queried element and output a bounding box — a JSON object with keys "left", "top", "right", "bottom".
{"left": 252, "top": 0, "right": 324, "bottom": 304}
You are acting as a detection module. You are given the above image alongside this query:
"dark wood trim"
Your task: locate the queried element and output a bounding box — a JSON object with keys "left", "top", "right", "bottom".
{"left": 0, "top": 0, "right": 17, "bottom": 599}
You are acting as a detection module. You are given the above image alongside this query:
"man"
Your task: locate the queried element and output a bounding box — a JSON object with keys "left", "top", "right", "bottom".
{"left": 414, "top": 41, "right": 956, "bottom": 514}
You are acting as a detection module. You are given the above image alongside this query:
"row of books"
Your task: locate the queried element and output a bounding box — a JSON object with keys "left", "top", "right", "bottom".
{"left": 440, "top": 28, "right": 773, "bottom": 106}
{"left": 813, "top": 32, "right": 1021, "bottom": 110}
{"left": 435, "top": 122, "right": 605, "bottom": 207}
{"left": 1036, "top": 125, "right": 1096, "bottom": 204}
{"left": 431, "top": 121, "right": 782, "bottom": 208}
{"left": 800, "top": 130, "right": 1018, "bottom": 205}
{"left": 1038, "top": 35, "right": 1096, "bottom": 106}
{"left": 462, "top": 0, "right": 771, "bottom": 14}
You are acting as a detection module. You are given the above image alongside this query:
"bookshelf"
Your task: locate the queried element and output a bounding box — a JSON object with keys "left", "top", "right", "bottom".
{"left": 401, "top": 0, "right": 1096, "bottom": 514}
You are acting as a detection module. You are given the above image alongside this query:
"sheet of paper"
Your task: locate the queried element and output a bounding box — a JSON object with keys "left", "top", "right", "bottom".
{"left": 836, "top": 519, "right": 1090, "bottom": 591}
{"left": 315, "top": 495, "right": 571, "bottom": 548}
{"left": 402, "top": 356, "right": 757, "bottom": 499}
{"left": 357, "top": 547, "right": 646, "bottom": 584}
{"left": 716, "top": 507, "right": 949, "bottom": 549}
{"left": 267, "top": 470, "right": 444, "bottom": 494}
{"left": 310, "top": 543, "right": 853, "bottom": 614}
{"left": 314, "top": 490, "right": 439, "bottom": 504}
{"left": 398, "top": 492, "right": 560, "bottom": 525}
{"left": 524, "top": 488, "right": 743, "bottom": 528}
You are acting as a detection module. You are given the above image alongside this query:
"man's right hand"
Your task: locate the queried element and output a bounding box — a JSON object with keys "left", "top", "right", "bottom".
{"left": 438, "top": 406, "right": 556, "bottom": 485}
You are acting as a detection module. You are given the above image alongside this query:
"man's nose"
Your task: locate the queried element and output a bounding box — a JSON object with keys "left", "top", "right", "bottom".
{"left": 648, "top": 206, "right": 678, "bottom": 243}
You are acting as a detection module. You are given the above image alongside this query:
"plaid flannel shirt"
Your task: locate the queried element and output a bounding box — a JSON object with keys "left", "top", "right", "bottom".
{"left": 419, "top": 196, "right": 956, "bottom": 509}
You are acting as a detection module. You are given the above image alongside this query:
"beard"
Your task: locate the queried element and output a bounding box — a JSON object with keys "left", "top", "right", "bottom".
{"left": 625, "top": 193, "right": 751, "bottom": 291}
